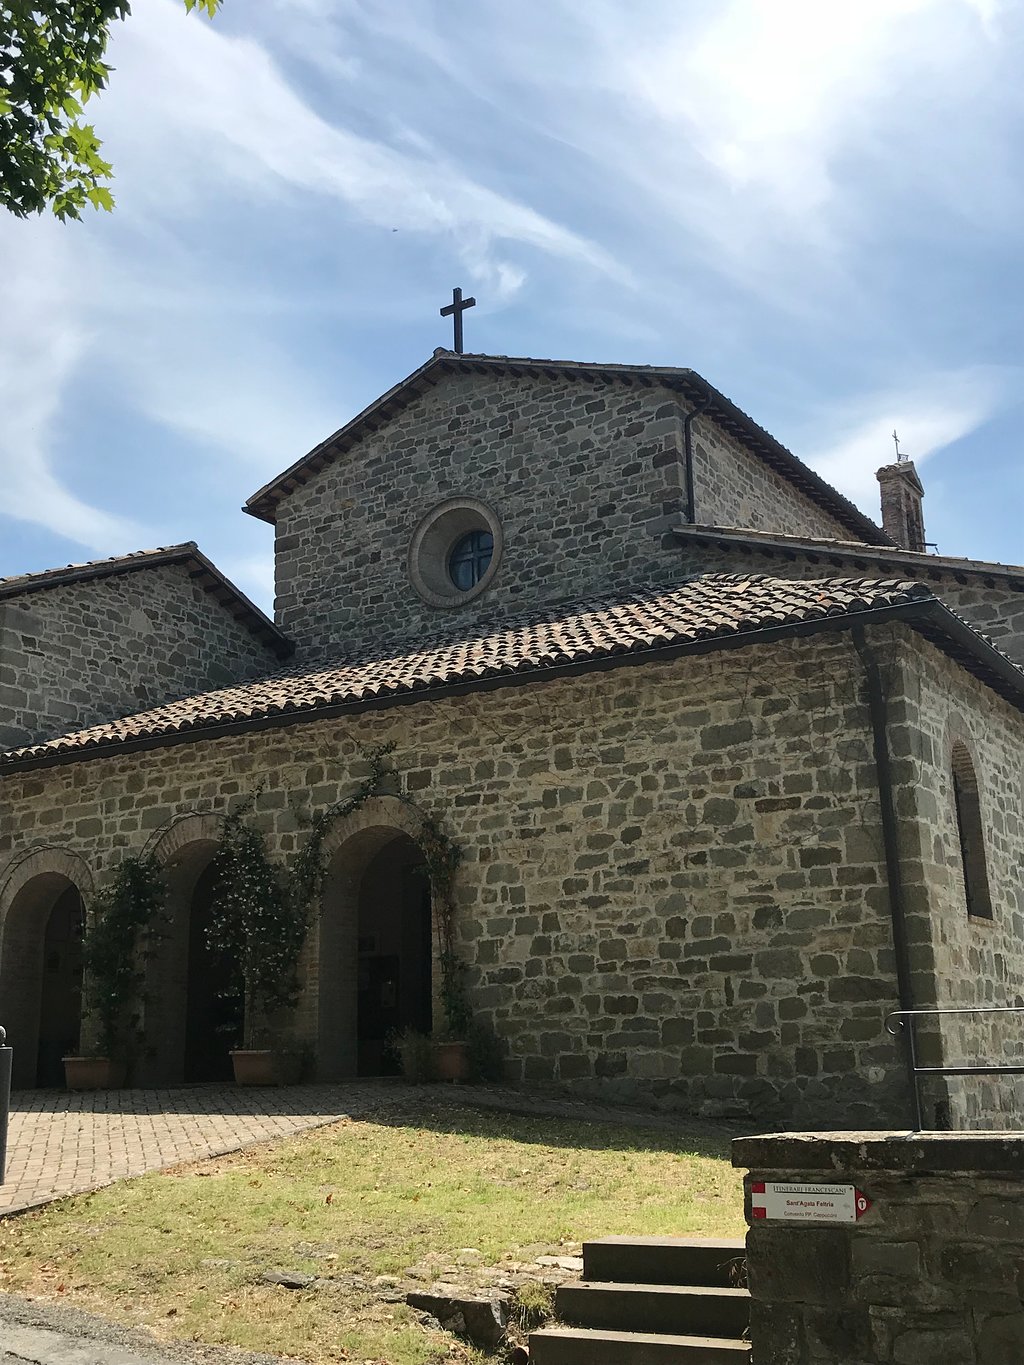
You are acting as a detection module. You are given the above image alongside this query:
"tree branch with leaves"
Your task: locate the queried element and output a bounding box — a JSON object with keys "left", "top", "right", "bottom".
{"left": 1, "top": 0, "right": 220, "bottom": 220}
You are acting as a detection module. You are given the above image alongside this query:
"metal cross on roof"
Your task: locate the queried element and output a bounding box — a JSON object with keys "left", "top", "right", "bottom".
{"left": 440, "top": 286, "right": 476, "bottom": 354}
{"left": 893, "top": 429, "right": 907, "bottom": 463}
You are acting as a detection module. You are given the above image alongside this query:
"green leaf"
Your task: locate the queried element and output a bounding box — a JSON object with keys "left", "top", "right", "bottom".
{"left": 0, "top": 0, "right": 220, "bottom": 219}
{"left": 86, "top": 184, "right": 115, "bottom": 211}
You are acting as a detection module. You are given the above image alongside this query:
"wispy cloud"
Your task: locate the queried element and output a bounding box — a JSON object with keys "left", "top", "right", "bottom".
{"left": 801, "top": 367, "right": 1016, "bottom": 510}
{"left": 0, "top": 220, "right": 148, "bottom": 551}
{"left": 102, "top": 0, "right": 620, "bottom": 299}
{"left": 3, "top": 0, "right": 1023, "bottom": 583}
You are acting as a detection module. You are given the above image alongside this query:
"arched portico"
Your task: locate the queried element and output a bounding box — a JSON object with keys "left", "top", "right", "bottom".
{"left": 0, "top": 847, "right": 92, "bottom": 1088}
{"left": 142, "top": 814, "right": 242, "bottom": 1084}
{"left": 316, "top": 796, "right": 437, "bottom": 1080}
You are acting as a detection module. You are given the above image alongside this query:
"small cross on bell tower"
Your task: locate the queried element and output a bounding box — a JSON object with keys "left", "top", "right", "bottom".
{"left": 440, "top": 286, "right": 476, "bottom": 354}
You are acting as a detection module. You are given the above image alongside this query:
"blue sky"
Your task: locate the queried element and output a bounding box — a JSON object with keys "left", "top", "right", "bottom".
{"left": 2, "top": 0, "right": 1023, "bottom": 610}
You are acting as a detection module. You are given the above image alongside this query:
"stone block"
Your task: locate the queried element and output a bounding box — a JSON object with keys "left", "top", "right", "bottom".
{"left": 967, "top": 1197, "right": 1024, "bottom": 1242}
{"left": 746, "top": 1226, "right": 850, "bottom": 1306}
{"left": 977, "top": 1312, "right": 1024, "bottom": 1365}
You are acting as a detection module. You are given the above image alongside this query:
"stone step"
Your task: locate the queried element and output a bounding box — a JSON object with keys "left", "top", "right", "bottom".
{"left": 556, "top": 1281, "right": 750, "bottom": 1339}
{"left": 583, "top": 1237, "right": 747, "bottom": 1288}
{"left": 529, "top": 1325, "right": 752, "bottom": 1364}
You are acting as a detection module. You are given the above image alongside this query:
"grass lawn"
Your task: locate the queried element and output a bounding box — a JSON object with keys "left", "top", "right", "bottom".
{"left": 0, "top": 1100, "right": 744, "bottom": 1365}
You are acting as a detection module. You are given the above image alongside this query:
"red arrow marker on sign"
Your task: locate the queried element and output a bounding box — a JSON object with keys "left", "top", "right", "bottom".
{"left": 749, "top": 1181, "right": 874, "bottom": 1224}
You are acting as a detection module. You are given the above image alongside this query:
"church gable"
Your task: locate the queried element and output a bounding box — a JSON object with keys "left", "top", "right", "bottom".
{"left": 254, "top": 354, "right": 886, "bottom": 659}
{"left": 267, "top": 364, "right": 692, "bottom": 658}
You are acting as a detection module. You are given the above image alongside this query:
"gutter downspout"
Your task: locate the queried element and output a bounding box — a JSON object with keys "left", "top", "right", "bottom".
{"left": 852, "top": 623, "right": 922, "bottom": 1129}
{"left": 682, "top": 397, "right": 713, "bottom": 524}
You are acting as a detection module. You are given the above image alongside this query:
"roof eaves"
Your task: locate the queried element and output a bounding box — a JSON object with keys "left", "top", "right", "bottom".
{"left": 0, "top": 595, "right": 933, "bottom": 775}
{"left": 675, "top": 525, "right": 1024, "bottom": 588}
{"left": 906, "top": 598, "right": 1024, "bottom": 712}
{"left": 0, "top": 544, "right": 198, "bottom": 599}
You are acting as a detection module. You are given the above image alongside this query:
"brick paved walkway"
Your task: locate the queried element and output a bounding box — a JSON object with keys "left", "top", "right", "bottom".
{"left": 0, "top": 1084, "right": 372, "bottom": 1217}
{"left": 1, "top": 1081, "right": 734, "bottom": 1219}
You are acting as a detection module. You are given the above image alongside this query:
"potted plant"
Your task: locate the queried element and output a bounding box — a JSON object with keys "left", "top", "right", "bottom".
{"left": 66, "top": 855, "right": 167, "bottom": 1089}
{"left": 207, "top": 798, "right": 307, "bottom": 1085}
{"left": 433, "top": 947, "right": 473, "bottom": 1081}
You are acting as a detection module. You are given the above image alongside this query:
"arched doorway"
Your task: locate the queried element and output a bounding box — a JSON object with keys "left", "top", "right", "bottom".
{"left": 142, "top": 817, "right": 242, "bottom": 1085}
{"left": 183, "top": 861, "right": 243, "bottom": 1081}
{"left": 319, "top": 818, "right": 434, "bottom": 1080}
{"left": 0, "top": 872, "right": 84, "bottom": 1089}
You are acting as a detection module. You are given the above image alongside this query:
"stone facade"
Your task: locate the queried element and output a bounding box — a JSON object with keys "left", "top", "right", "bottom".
{"left": 4, "top": 355, "right": 1024, "bottom": 1128}
{"left": 689, "top": 417, "right": 856, "bottom": 542}
{"left": 893, "top": 635, "right": 1024, "bottom": 1128}
{"left": 734, "top": 1130, "right": 1024, "bottom": 1365}
{"left": 0, "top": 564, "right": 280, "bottom": 750}
{"left": 273, "top": 372, "right": 856, "bottom": 659}
{"left": 0, "top": 625, "right": 921, "bottom": 1125}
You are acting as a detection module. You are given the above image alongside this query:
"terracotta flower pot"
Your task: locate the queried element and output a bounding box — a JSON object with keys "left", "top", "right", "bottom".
{"left": 63, "top": 1057, "right": 127, "bottom": 1090}
{"left": 433, "top": 1040, "right": 470, "bottom": 1083}
{"left": 229, "top": 1049, "right": 302, "bottom": 1086}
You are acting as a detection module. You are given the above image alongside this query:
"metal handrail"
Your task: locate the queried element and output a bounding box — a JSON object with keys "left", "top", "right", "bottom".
{"left": 885, "top": 1005, "right": 1024, "bottom": 1131}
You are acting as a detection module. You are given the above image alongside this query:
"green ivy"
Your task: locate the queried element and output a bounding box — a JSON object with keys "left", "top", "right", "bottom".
{"left": 206, "top": 791, "right": 306, "bottom": 1049}
{"left": 82, "top": 853, "right": 167, "bottom": 1060}
{"left": 204, "top": 744, "right": 472, "bottom": 1051}
{"left": 296, "top": 743, "right": 470, "bottom": 1039}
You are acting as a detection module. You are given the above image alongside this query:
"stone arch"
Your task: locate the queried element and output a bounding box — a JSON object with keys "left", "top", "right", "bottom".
{"left": 315, "top": 796, "right": 439, "bottom": 1080}
{"left": 140, "top": 812, "right": 226, "bottom": 1084}
{"left": 144, "top": 812, "right": 222, "bottom": 865}
{"left": 0, "top": 846, "right": 93, "bottom": 1088}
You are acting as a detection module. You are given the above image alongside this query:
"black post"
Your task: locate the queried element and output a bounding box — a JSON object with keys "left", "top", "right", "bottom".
{"left": 0, "top": 1025, "right": 11, "bottom": 1185}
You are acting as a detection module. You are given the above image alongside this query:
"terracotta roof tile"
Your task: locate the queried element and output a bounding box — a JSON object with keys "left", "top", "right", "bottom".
{"left": 0, "top": 574, "right": 934, "bottom": 770}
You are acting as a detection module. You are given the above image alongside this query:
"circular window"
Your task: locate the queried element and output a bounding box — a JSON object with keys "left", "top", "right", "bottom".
{"left": 409, "top": 498, "right": 503, "bottom": 608}
{"left": 448, "top": 529, "right": 494, "bottom": 591}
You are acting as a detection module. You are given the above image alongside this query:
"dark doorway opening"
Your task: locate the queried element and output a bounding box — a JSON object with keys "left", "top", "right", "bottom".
{"left": 37, "top": 886, "right": 84, "bottom": 1086}
{"left": 357, "top": 835, "right": 432, "bottom": 1076}
{"left": 183, "top": 861, "right": 243, "bottom": 1082}
{"left": 0, "top": 873, "right": 84, "bottom": 1089}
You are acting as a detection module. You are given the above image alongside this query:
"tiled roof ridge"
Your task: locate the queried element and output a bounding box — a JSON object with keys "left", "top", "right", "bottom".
{"left": 0, "top": 543, "right": 198, "bottom": 596}
{"left": 242, "top": 353, "right": 891, "bottom": 548}
{"left": 676, "top": 525, "right": 1024, "bottom": 582}
{"left": 0, "top": 573, "right": 941, "bottom": 771}
{"left": 0, "top": 543, "right": 291, "bottom": 657}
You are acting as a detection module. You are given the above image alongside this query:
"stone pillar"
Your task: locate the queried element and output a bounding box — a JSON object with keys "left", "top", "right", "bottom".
{"left": 876, "top": 462, "right": 926, "bottom": 552}
{"left": 733, "top": 1130, "right": 1024, "bottom": 1365}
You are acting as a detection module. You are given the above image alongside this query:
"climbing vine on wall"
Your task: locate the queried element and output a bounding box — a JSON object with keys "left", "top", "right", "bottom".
{"left": 83, "top": 853, "right": 167, "bottom": 1059}
{"left": 293, "top": 742, "right": 469, "bottom": 1037}
{"left": 207, "top": 791, "right": 305, "bottom": 1048}
{"left": 207, "top": 742, "right": 469, "bottom": 1045}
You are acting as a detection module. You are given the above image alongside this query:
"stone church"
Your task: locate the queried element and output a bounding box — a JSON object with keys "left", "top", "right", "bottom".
{"left": 2, "top": 350, "right": 1023, "bottom": 1127}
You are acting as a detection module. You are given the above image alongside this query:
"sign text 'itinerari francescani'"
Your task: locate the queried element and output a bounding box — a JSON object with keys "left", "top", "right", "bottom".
{"left": 750, "top": 1181, "right": 873, "bottom": 1224}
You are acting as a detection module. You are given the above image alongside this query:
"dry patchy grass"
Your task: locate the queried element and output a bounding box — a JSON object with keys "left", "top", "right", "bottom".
{"left": 0, "top": 1102, "right": 743, "bottom": 1364}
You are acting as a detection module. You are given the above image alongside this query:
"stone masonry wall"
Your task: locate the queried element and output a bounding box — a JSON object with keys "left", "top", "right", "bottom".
{"left": 272, "top": 372, "right": 860, "bottom": 659}
{"left": 733, "top": 1131, "right": 1024, "bottom": 1365}
{"left": 0, "top": 566, "right": 279, "bottom": 751}
{"left": 1, "top": 630, "right": 911, "bottom": 1126}
{"left": 895, "top": 632, "right": 1024, "bottom": 1129}
{"left": 688, "top": 416, "right": 862, "bottom": 542}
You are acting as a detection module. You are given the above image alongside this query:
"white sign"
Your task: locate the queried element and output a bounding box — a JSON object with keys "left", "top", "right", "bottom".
{"left": 750, "top": 1181, "right": 873, "bottom": 1224}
